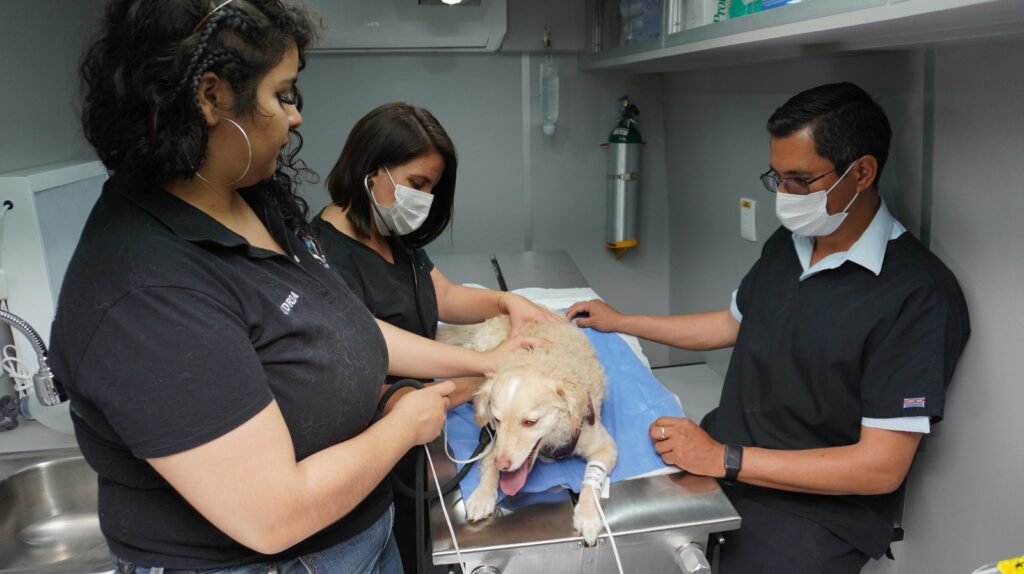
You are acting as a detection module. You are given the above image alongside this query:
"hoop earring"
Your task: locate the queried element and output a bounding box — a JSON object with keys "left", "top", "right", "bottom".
{"left": 195, "top": 117, "right": 253, "bottom": 187}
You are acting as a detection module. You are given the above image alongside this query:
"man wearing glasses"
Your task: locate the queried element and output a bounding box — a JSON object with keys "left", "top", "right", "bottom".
{"left": 566, "top": 82, "right": 970, "bottom": 573}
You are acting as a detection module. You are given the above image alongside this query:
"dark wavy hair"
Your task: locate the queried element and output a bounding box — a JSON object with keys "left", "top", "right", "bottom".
{"left": 767, "top": 82, "right": 892, "bottom": 189}
{"left": 326, "top": 102, "right": 458, "bottom": 249}
{"left": 80, "top": 0, "right": 319, "bottom": 231}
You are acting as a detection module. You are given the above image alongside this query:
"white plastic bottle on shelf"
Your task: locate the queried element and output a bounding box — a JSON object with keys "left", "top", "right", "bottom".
{"left": 539, "top": 54, "right": 559, "bottom": 136}
{"left": 685, "top": 0, "right": 728, "bottom": 29}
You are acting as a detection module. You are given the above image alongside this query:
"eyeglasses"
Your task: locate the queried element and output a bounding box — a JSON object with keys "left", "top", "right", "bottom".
{"left": 759, "top": 167, "right": 837, "bottom": 196}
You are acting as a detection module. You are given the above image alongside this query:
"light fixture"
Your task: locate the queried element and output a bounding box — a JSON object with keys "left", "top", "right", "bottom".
{"left": 418, "top": 0, "right": 481, "bottom": 5}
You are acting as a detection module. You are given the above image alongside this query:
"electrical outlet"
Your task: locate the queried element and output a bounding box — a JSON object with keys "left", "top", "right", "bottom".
{"left": 740, "top": 198, "right": 757, "bottom": 242}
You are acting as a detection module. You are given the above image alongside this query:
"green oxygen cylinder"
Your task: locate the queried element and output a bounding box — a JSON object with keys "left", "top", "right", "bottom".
{"left": 604, "top": 96, "right": 642, "bottom": 259}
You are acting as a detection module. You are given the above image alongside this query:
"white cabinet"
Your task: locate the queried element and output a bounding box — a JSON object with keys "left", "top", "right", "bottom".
{"left": 582, "top": 0, "right": 1024, "bottom": 72}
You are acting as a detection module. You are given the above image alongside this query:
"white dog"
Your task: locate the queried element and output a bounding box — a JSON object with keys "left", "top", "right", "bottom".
{"left": 438, "top": 313, "right": 617, "bottom": 546}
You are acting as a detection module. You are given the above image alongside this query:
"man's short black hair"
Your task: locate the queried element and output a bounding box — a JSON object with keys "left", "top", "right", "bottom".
{"left": 768, "top": 82, "right": 892, "bottom": 188}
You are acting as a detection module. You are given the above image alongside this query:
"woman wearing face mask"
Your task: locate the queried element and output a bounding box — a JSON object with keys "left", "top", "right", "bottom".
{"left": 312, "top": 102, "right": 557, "bottom": 573}
{"left": 313, "top": 102, "right": 557, "bottom": 395}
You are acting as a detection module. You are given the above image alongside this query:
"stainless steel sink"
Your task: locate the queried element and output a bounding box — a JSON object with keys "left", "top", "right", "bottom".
{"left": 0, "top": 448, "right": 112, "bottom": 574}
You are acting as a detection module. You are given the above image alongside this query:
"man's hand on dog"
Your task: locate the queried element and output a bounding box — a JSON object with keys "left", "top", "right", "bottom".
{"left": 565, "top": 299, "right": 625, "bottom": 333}
{"left": 650, "top": 417, "right": 727, "bottom": 479}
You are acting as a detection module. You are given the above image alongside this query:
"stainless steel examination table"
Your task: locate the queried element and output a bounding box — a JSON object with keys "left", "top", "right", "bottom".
{"left": 425, "top": 251, "right": 741, "bottom": 574}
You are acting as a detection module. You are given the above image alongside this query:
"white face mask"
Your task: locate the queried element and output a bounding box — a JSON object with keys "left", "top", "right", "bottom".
{"left": 775, "top": 162, "right": 860, "bottom": 237}
{"left": 364, "top": 165, "right": 434, "bottom": 236}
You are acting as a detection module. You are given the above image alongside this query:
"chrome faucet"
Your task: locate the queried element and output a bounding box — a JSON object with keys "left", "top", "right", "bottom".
{"left": 0, "top": 309, "right": 67, "bottom": 406}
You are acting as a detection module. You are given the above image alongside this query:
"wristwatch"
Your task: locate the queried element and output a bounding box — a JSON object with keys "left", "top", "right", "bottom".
{"left": 723, "top": 444, "right": 743, "bottom": 484}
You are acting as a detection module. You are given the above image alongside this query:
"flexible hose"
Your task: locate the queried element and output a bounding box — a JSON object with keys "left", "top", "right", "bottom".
{"left": 0, "top": 309, "right": 66, "bottom": 406}
{"left": 0, "top": 309, "right": 48, "bottom": 360}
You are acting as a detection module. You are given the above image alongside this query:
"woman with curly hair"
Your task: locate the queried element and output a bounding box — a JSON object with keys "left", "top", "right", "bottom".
{"left": 51, "top": 2, "right": 536, "bottom": 572}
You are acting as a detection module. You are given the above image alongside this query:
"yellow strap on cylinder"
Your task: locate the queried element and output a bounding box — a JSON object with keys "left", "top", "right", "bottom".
{"left": 606, "top": 239, "right": 638, "bottom": 259}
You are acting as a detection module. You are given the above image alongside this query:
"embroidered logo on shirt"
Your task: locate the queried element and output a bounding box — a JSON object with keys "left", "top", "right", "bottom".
{"left": 280, "top": 291, "right": 300, "bottom": 315}
{"left": 297, "top": 232, "right": 330, "bottom": 269}
{"left": 903, "top": 397, "right": 926, "bottom": 409}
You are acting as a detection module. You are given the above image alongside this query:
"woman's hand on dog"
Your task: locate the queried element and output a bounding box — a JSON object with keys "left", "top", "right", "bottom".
{"left": 482, "top": 334, "right": 552, "bottom": 371}
{"left": 650, "top": 416, "right": 727, "bottom": 479}
{"left": 499, "top": 293, "right": 562, "bottom": 336}
{"left": 390, "top": 381, "right": 456, "bottom": 446}
{"left": 565, "top": 299, "right": 625, "bottom": 333}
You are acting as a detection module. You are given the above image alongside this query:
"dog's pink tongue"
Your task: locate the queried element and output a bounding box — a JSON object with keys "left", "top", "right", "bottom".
{"left": 500, "top": 465, "right": 530, "bottom": 496}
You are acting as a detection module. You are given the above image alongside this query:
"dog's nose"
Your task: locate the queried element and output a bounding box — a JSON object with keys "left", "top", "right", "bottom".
{"left": 496, "top": 455, "right": 511, "bottom": 471}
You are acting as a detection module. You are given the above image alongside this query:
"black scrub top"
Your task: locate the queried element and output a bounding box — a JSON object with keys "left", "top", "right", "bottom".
{"left": 49, "top": 175, "right": 391, "bottom": 569}
{"left": 311, "top": 214, "right": 438, "bottom": 349}
{"left": 705, "top": 225, "right": 970, "bottom": 559}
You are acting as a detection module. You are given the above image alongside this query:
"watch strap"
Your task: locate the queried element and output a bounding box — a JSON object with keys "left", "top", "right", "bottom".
{"left": 723, "top": 444, "right": 743, "bottom": 484}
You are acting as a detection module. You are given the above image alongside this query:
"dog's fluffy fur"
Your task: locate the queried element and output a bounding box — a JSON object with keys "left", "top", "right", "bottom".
{"left": 438, "top": 313, "right": 617, "bottom": 545}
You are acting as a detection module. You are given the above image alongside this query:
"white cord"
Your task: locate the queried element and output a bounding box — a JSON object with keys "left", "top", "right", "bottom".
{"left": 2, "top": 344, "right": 32, "bottom": 398}
{"left": 443, "top": 417, "right": 495, "bottom": 464}
{"left": 581, "top": 462, "right": 624, "bottom": 574}
{"left": 0, "top": 202, "right": 11, "bottom": 270}
{"left": 423, "top": 444, "right": 469, "bottom": 574}
{"left": 591, "top": 487, "right": 624, "bottom": 574}
{"left": 433, "top": 425, "right": 622, "bottom": 574}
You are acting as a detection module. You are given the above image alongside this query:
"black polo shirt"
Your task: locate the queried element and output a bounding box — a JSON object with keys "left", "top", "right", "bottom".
{"left": 310, "top": 214, "right": 438, "bottom": 353}
{"left": 49, "top": 174, "right": 391, "bottom": 569}
{"left": 705, "top": 222, "right": 970, "bottom": 559}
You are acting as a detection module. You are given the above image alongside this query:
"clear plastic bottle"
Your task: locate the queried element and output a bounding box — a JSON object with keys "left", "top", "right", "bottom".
{"left": 539, "top": 54, "right": 559, "bottom": 136}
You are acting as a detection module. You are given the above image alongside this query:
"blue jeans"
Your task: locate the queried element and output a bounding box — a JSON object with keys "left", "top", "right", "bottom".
{"left": 113, "top": 504, "right": 401, "bottom": 574}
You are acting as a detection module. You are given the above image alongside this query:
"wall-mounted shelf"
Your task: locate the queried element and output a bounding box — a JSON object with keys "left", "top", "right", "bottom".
{"left": 582, "top": 0, "right": 1024, "bottom": 73}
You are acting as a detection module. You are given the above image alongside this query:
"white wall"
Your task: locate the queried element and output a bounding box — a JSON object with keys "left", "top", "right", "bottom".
{"left": 661, "top": 51, "right": 925, "bottom": 373}
{"left": 527, "top": 58, "right": 671, "bottom": 367}
{"left": 298, "top": 53, "right": 529, "bottom": 251}
{"left": 0, "top": 1, "right": 101, "bottom": 173}
{"left": 892, "top": 36, "right": 1024, "bottom": 574}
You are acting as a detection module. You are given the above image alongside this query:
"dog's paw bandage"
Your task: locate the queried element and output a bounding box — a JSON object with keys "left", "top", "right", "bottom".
{"left": 582, "top": 462, "right": 611, "bottom": 499}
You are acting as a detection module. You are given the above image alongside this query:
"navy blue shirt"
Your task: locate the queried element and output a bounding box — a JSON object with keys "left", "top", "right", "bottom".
{"left": 50, "top": 175, "right": 391, "bottom": 569}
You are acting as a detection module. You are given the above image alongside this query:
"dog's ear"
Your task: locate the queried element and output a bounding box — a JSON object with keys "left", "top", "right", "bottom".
{"left": 555, "top": 379, "right": 587, "bottom": 429}
{"left": 473, "top": 374, "right": 496, "bottom": 428}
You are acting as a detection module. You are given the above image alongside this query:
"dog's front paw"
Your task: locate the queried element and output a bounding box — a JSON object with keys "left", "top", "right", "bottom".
{"left": 464, "top": 487, "right": 497, "bottom": 522}
{"left": 573, "top": 497, "right": 603, "bottom": 547}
